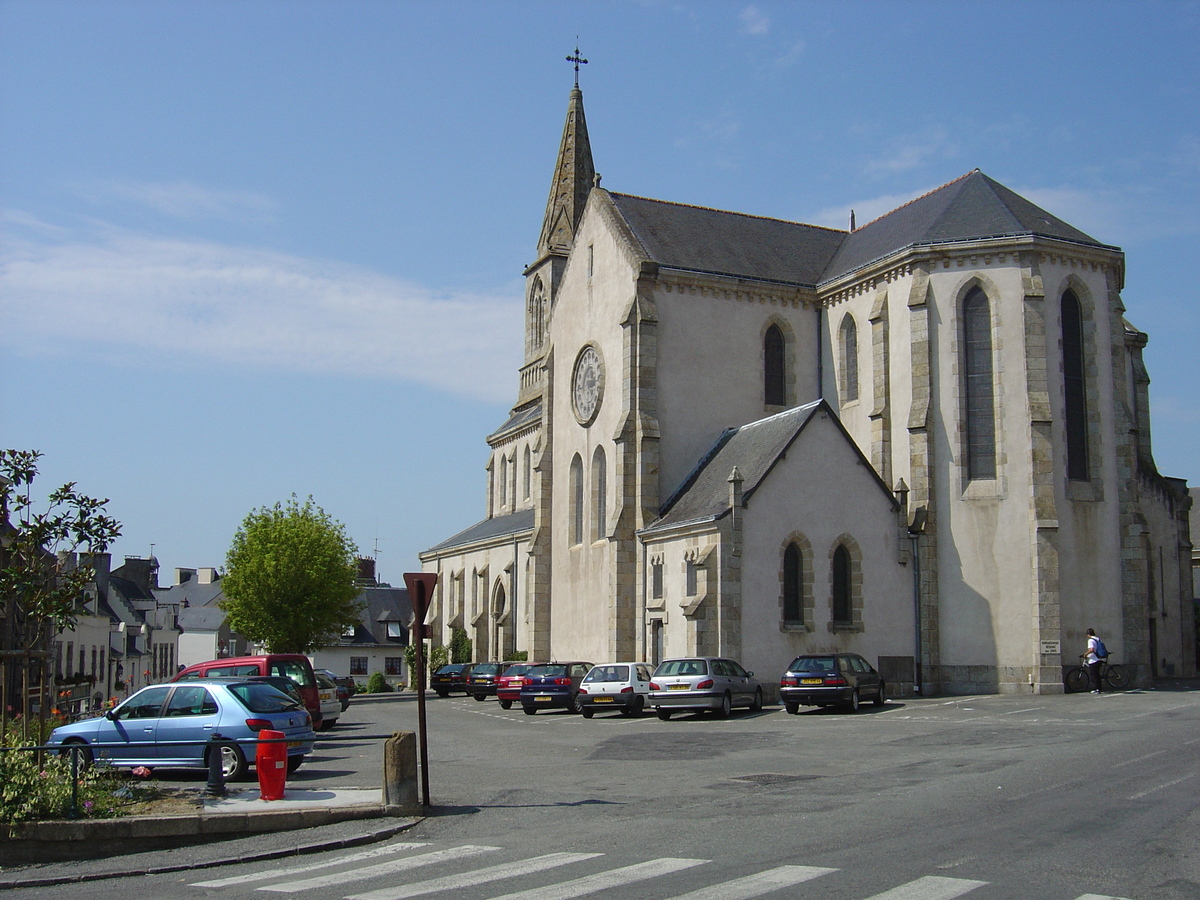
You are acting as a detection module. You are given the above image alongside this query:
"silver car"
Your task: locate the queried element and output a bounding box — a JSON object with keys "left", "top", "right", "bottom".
{"left": 649, "top": 656, "right": 764, "bottom": 719}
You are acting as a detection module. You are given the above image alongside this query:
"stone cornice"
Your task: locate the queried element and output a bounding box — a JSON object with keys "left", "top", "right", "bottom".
{"left": 655, "top": 268, "right": 814, "bottom": 309}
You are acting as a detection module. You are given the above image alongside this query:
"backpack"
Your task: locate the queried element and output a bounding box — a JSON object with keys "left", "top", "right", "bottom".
{"left": 1093, "top": 637, "right": 1108, "bottom": 659}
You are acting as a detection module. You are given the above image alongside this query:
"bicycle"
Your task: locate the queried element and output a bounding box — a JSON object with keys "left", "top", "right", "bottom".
{"left": 1064, "top": 655, "right": 1128, "bottom": 693}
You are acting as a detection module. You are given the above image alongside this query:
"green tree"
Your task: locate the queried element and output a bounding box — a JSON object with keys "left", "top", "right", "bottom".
{"left": 0, "top": 450, "right": 121, "bottom": 732}
{"left": 449, "top": 626, "right": 472, "bottom": 664}
{"left": 220, "top": 496, "right": 361, "bottom": 653}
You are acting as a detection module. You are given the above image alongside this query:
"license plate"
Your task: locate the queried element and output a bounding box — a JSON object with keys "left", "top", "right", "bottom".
{"left": 535, "top": 695, "right": 552, "bottom": 702}
{"left": 669, "top": 684, "right": 690, "bottom": 691}
{"left": 287, "top": 741, "right": 301, "bottom": 748}
{"left": 593, "top": 696, "right": 614, "bottom": 703}
{"left": 801, "top": 678, "right": 823, "bottom": 685}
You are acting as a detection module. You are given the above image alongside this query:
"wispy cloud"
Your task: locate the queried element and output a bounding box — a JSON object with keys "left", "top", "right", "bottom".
{"left": 809, "top": 186, "right": 941, "bottom": 231}
{"left": 0, "top": 216, "right": 521, "bottom": 403}
{"left": 70, "top": 179, "right": 278, "bottom": 223}
{"left": 739, "top": 5, "right": 770, "bottom": 36}
{"left": 862, "top": 127, "right": 959, "bottom": 176}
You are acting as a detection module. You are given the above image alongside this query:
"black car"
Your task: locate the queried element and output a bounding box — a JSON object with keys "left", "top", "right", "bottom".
{"left": 430, "top": 663, "right": 475, "bottom": 697}
{"left": 465, "top": 661, "right": 513, "bottom": 701}
{"left": 520, "top": 661, "right": 594, "bottom": 714}
{"left": 779, "top": 653, "right": 886, "bottom": 713}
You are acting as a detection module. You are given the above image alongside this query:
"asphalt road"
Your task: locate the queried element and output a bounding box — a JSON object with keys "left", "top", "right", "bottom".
{"left": 10, "top": 684, "right": 1200, "bottom": 899}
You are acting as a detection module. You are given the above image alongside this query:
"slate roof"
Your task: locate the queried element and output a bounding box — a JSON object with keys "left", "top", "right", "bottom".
{"left": 423, "top": 508, "right": 534, "bottom": 555}
{"left": 605, "top": 170, "right": 1116, "bottom": 292}
{"left": 177, "top": 605, "right": 228, "bottom": 633}
{"left": 646, "top": 399, "right": 895, "bottom": 533}
{"left": 487, "top": 402, "right": 542, "bottom": 443}
{"left": 343, "top": 584, "right": 413, "bottom": 646}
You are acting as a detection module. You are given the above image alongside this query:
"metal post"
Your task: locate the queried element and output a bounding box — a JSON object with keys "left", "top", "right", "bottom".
{"left": 414, "top": 600, "right": 431, "bottom": 809}
{"left": 205, "top": 732, "right": 227, "bottom": 796}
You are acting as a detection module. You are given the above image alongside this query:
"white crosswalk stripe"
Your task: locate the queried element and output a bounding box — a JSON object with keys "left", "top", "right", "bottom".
{"left": 863, "top": 875, "right": 988, "bottom": 900}
{"left": 189, "top": 842, "right": 431, "bottom": 888}
{"left": 1074, "top": 895, "right": 1135, "bottom": 900}
{"left": 255, "top": 845, "right": 500, "bottom": 893}
{"left": 484, "top": 857, "right": 709, "bottom": 900}
{"left": 657, "top": 864, "right": 839, "bottom": 900}
{"left": 346, "top": 852, "right": 603, "bottom": 900}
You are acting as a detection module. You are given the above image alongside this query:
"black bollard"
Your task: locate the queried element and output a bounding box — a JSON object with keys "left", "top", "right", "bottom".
{"left": 205, "top": 733, "right": 227, "bottom": 796}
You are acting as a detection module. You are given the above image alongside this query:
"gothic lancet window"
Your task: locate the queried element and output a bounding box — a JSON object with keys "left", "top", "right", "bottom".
{"left": 962, "top": 287, "right": 996, "bottom": 480}
{"left": 1062, "top": 289, "right": 1089, "bottom": 481}
{"left": 569, "top": 454, "right": 584, "bottom": 545}
{"left": 839, "top": 314, "right": 859, "bottom": 402}
{"left": 523, "top": 445, "right": 532, "bottom": 499}
{"left": 832, "top": 544, "right": 852, "bottom": 625}
{"left": 764, "top": 324, "right": 786, "bottom": 406}
{"left": 528, "top": 278, "right": 546, "bottom": 354}
{"left": 783, "top": 543, "right": 802, "bottom": 624}
{"left": 591, "top": 447, "right": 606, "bottom": 541}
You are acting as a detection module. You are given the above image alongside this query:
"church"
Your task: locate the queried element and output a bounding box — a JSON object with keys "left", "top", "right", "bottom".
{"left": 420, "top": 79, "right": 1195, "bottom": 696}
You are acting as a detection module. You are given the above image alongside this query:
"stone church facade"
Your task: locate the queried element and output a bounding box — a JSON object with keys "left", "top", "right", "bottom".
{"left": 420, "top": 83, "right": 1195, "bottom": 696}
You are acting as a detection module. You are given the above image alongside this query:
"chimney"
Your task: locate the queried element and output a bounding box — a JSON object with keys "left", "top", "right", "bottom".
{"left": 357, "top": 557, "right": 377, "bottom": 584}
{"left": 197, "top": 567, "right": 219, "bottom": 584}
{"left": 175, "top": 567, "right": 196, "bottom": 585}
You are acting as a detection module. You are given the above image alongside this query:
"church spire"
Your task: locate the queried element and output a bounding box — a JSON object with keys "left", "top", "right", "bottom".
{"left": 537, "top": 69, "right": 596, "bottom": 258}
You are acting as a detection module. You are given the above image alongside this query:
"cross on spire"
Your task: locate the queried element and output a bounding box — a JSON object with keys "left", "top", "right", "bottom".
{"left": 566, "top": 42, "right": 588, "bottom": 87}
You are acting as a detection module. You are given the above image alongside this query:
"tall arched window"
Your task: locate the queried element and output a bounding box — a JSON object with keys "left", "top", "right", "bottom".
{"left": 783, "top": 543, "right": 802, "bottom": 624}
{"left": 527, "top": 278, "right": 546, "bottom": 354}
{"left": 569, "top": 454, "right": 584, "bottom": 545}
{"left": 591, "top": 447, "right": 607, "bottom": 542}
{"left": 523, "top": 445, "right": 532, "bottom": 499}
{"left": 832, "top": 544, "right": 852, "bottom": 625}
{"left": 962, "top": 287, "right": 996, "bottom": 480}
{"left": 1062, "top": 289, "right": 1089, "bottom": 481}
{"left": 498, "top": 455, "right": 508, "bottom": 507}
{"left": 839, "top": 314, "right": 859, "bottom": 402}
{"left": 764, "top": 324, "right": 786, "bottom": 406}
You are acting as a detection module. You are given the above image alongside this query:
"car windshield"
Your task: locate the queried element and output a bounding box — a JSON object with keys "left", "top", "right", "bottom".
{"left": 655, "top": 659, "right": 708, "bottom": 676}
{"left": 501, "top": 664, "right": 533, "bottom": 678}
{"left": 790, "top": 657, "right": 836, "bottom": 673}
{"left": 529, "top": 665, "right": 567, "bottom": 678}
{"left": 473, "top": 663, "right": 503, "bottom": 675}
{"left": 435, "top": 665, "right": 465, "bottom": 675}
{"left": 229, "top": 682, "right": 303, "bottom": 713}
{"left": 584, "top": 665, "right": 629, "bottom": 683}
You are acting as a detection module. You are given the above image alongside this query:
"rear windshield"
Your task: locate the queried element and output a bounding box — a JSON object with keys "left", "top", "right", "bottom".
{"left": 655, "top": 659, "right": 709, "bottom": 677}
{"left": 201, "top": 664, "right": 261, "bottom": 678}
{"left": 472, "top": 663, "right": 503, "bottom": 676}
{"left": 583, "top": 665, "right": 629, "bottom": 683}
{"left": 229, "top": 682, "right": 304, "bottom": 714}
{"left": 789, "top": 657, "right": 837, "bottom": 673}
{"left": 501, "top": 664, "right": 534, "bottom": 677}
{"left": 529, "top": 664, "right": 567, "bottom": 678}
{"left": 269, "top": 660, "right": 315, "bottom": 689}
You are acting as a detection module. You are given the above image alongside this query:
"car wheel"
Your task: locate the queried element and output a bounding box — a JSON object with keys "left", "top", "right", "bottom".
{"left": 717, "top": 692, "right": 732, "bottom": 718}
{"left": 874, "top": 682, "right": 887, "bottom": 707}
{"left": 784, "top": 701, "right": 800, "bottom": 715}
{"left": 322, "top": 718, "right": 337, "bottom": 730}
{"left": 622, "top": 696, "right": 644, "bottom": 717}
{"left": 213, "top": 742, "right": 248, "bottom": 781}
{"left": 522, "top": 705, "right": 537, "bottom": 716}
{"left": 848, "top": 689, "right": 860, "bottom": 712}
{"left": 580, "top": 706, "right": 594, "bottom": 719}
{"left": 61, "top": 739, "right": 93, "bottom": 771}
{"left": 435, "top": 690, "right": 449, "bottom": 698}
{"left": 286, "top": 755, "right": 303, "bottom": 773}
{"left": 499, "top": 700, "right": 512, "bottom": 710}
{"left": 657, "top": 709, "right": 672, "bottom": 721}
{"left": 473, "top": 693, "right": 487, "bottom": 702}
{"left": 750, "top": 688, "right": 763, "bottom": 712}
{"left": 571, "top": 694, "right": 584, "bottom": 714}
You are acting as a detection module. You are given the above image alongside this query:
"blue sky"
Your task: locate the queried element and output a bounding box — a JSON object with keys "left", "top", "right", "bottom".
{"left": 3, "top": 1, "right": 1198, "bottom": 586}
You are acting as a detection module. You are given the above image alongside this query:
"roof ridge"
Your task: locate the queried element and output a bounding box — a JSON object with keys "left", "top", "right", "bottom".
{"left": 608, "top": 191, "right": 848, "bottom": 236}
{"left": 855, "top": 169, "right": 978, "bottom": 232}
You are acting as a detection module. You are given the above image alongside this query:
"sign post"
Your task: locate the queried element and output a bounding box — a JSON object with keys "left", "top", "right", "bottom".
{"left": 402, "top": 572, "right": 438, "bottom": 809}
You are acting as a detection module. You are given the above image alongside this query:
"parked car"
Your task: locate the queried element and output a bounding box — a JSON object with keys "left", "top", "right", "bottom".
{"left": 465, "top": 661, "right": 514, "bottom": 701}
{"left": 649, "top": 657, "right": 763, "bottom": 719}
{"left": 47, "top": 679, "right": 315, "bottom": 780}
{"left": 779, "top": 653, "right": 886, "bottom": 713}
{"left": 520, "top": 661, "right": 594, "bottom": 715}
{"left": 315, "top": 669, "right": 354, "bottom": 711}
{"left": 577, "top": 662, "right": 653, "bottom": 718}
{"left": 430, "top": 663, "right": 475, "bottom": 697}
{"left": 174, "top": 654, "right": 324, "bottom": 730}
{"left": 494, "top": 661, "right": 545, "bottom": 709}
{"left": 198, "top": 675, "right": 305, "bottom": 708}
{"left": 313, "top": 672, "right": 342, "bottom": 729}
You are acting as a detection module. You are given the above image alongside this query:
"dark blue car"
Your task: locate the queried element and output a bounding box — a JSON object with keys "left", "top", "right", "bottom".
{"left": 520, "top": 661, "right": 594, "bottom": 715}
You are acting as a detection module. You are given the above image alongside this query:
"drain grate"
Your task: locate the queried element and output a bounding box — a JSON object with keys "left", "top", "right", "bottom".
{"left": 731, "top": 773, "right": 812, "bottom": 785}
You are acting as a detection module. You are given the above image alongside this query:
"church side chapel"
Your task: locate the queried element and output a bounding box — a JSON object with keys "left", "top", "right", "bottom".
{"left": 421, "top": 71, "right": 1194, "bottom": 697}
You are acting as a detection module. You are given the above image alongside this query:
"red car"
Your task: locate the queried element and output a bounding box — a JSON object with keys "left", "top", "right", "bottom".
{"left": 494, "top": 661, "right": 545, "bottom": 710}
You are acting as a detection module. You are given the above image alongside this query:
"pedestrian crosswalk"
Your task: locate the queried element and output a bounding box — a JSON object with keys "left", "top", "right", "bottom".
{"left": 187, "top": 841, "right": 1134, "bottom": 899}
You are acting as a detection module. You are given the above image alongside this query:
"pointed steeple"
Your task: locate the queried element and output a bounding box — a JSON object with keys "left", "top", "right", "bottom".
{"left": 537, "top": 84, "right": 596, "bottom": 258}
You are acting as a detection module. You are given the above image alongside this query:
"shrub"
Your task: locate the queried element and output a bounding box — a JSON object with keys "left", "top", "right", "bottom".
{"left": 504, "top": 650, "right": 528, "bottom": 662}
{"left": 365, "top": 672, "right": 391, "bottom": 693}
{"left": 0, "top": 719, "right": 124, "bottom": 824}
{"left": 449, "top": 627, "right": 472, "bottom": 664}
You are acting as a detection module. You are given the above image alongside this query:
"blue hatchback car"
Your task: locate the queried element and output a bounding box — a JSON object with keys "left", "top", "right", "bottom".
{"left": 48, "top": 680, "right": 316, "bottom": 780}
{"left": 520, "top": 661, "right": 594, "bottom": 715}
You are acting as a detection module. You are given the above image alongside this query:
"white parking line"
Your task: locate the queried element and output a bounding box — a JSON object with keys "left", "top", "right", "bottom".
{"left": 1074, "top": 894, "right": 1134, "bottom": 900}
{"left": 1110, "top": 749, "right": 1168, "bottom": 769}
{"left": 656, "top": 864, "right": 838, "bottom": 900}
{"left": 862, "top": 874, "right": 987, "bottom": 900}
{"left": 485, "top": 857, "right": 709, "bottom": 900}
{"left": 1127, "top": 772, "right": 1195, "bottom": 800}
{"left": 347, "top": 852, "right": 603, "bottom": 900}
{"left": 189, "top": 843, "right": 430, "bottom": 887}
{"left": 256, "top": 845, "right": 499, "bottom": 893}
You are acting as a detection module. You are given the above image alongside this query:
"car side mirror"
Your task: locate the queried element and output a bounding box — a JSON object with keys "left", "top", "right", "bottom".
{"left": 746, "top": 672, "right": 754, "bottom": 678}
{"left": 104, "top": 709, "right": 117, "bottom": 721}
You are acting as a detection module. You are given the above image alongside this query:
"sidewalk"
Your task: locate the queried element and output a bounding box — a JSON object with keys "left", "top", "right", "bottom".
{"left": 0, "top": 786, "right": 423, "bottom": 886}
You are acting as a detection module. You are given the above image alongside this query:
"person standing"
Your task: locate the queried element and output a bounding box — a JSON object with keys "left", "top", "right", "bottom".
{"left": 1085, "top": 628, "right": 1103, "bottom": 694}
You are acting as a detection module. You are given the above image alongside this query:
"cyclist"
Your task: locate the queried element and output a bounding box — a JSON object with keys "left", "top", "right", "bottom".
{"left": 1085, "top": 628, "right": 1104, "bottom": 694}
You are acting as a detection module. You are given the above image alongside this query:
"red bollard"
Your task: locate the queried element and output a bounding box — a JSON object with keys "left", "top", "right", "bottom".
{"left": 256, "top": 729, "right": 287, "bottom": 801}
